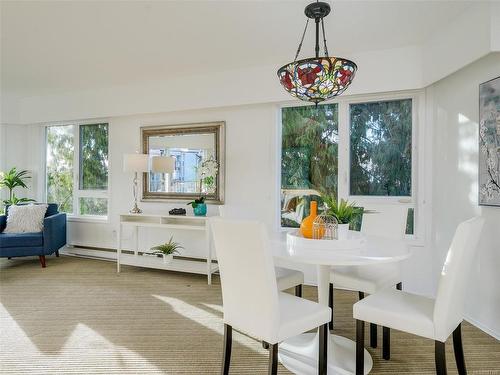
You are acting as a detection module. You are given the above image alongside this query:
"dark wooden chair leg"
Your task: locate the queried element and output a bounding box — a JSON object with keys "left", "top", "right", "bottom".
{"left": 435, "top": 340, "right": 447, "bottom": 375}
{"left": 268, "top": 343, "right": 278, "bottom": 375}
{"left": 328, "top": 283, "right": 334, "bottom": 330}
{"left": 383, "top": 326, "right": 390, "bottom": 360}
{"left": 370, "top": 323, "right": 377, "bottom": 348}
{"left": 262, "top": 341, "right": 269, "bottom": 349}
{"left": 39, "top": 255, "right": 46, "bottom": 268}
{"left": 55, "top": 250, "right": 60, "bottom": 257}
{"left": 453, "top": 324, "right": 466, "bottom": 375}
{"left": 222, "top": 324, "right": 232, "bottom": 375}
{"left": 319, "top": 323, "right": 328, "bottom": 375}
{"left": 295, "top": 284, "right": 302, "bottom": 298}
{"left": 356, "top": 319, "right": 365, "bottom": 375}
{"left": 396, "top": 282, "right": 402, "bottom": 290}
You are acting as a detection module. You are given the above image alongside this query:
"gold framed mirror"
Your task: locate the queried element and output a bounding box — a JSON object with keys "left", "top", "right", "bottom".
{"left": 141, "top": 121, "right": 225, "bottom": 203}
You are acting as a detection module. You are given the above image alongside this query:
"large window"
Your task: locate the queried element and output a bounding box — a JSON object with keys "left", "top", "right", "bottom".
{"left": 281, "top": 96, "right": 415, "bottom": 234}
{"left": 281, "top": 104, "right": 338, "bottom": 227}
{"left": 350, "top": 99, "right": 412, "bottom": 196}
{"left": 46, "top": 123, "right": 109, "bottom": 218}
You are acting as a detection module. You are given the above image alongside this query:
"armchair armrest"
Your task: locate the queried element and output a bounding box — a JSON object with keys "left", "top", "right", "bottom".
{"left": 0, "top": 215, "right": 6, "bottom": 232}
{"left": 43, "top": 213, "right": 67, "bottom": 254}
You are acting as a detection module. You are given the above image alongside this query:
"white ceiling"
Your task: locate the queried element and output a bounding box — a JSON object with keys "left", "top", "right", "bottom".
{"left": 1, "top": 0, "right": 475, "bottom": 97}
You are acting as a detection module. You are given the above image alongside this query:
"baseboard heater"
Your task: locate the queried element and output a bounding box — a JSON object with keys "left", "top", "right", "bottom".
{"left": 63, "top": 245, "right": 216, "bottom": 266}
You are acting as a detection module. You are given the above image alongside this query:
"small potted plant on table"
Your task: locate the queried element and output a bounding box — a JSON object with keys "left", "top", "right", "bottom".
{"left": 322, "top": 196, "right": 361, "bottom": 240}
{"left": 187, "top": 196, "right": 207, "bottom": 216}
{"left": 150, "top": 237, "right": 183, "bottom": 264}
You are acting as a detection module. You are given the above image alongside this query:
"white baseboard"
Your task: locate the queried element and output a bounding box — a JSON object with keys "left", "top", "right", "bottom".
{"left": 464, "top": 314, "right": 500, "bottom": 341}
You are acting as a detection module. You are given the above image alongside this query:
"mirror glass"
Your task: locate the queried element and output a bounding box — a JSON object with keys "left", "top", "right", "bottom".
{"left": 141, "top": 122, "right": 225, "bottom": 203}
{"left": 148, "top": 133, "right": 216, "bottom": 194}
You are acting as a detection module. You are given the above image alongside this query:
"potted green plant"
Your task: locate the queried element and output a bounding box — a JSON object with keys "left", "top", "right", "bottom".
{"left": 187, "top": 196, "right": 207, "bottom": 216}
{"left": 322, "top": 196, "right": 361, "bottom": 239}
{"left": 150, "top": 236, "right": 183, "bottom": 264}
{"left": 0, "top": 167, "right": 35, "bottom": 207}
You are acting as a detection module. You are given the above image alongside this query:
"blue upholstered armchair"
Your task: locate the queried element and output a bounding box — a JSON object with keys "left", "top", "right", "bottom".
{"left": 0, "top": 203, "right": 67, "bottom": 267}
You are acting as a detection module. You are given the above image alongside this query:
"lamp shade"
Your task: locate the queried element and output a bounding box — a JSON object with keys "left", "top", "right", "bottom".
{"left": 151, "top": 156, "right": 175, "bottom": 173}
{"left": 123, "top": 153, "right": 149, "bottom": 173}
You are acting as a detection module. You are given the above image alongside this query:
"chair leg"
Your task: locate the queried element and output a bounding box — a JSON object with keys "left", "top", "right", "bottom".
{"left": 383, "top": 326, "right": 390, "bottom": 360}
{"left": 328, "top": 283, "right": 334, "bottom": 330}
{"left": 268, "top": 343, "right": 278, "bottom": 375}
{"left": 262, "top": 341, "right": 269, "bottom": 349}
{"left": 222, "top": 324, "right": 232, "bottom": 375}
{"left": 396, "top": 282, "right": 402, "bottom": 290}
{"left": 453, "top": 324, "right": 466, "bottom": 375}
{"left": 319, "top": 323, "right": 328, "bottom": 375}
{"left": 435, "top": 340, "right": 447, "bottom": 375}
{"left": 295, "top": 284, "right": 302, "bottom": 298}
{"left": 370, "top": 323, "right": 377, "bottom": 348}
{"left": 55, "top": 250, "right": 60, "bottom": 257}
{"left": 39, "top": 255, "right": 46, "bottom": 268}
{"left": 356, "top": 319, "right": 365, "bottom": 375}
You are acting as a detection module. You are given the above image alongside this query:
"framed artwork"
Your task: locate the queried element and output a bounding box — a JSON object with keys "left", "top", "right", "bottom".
{"left": 479, "top": 76, "right": 500, "bottom": 206}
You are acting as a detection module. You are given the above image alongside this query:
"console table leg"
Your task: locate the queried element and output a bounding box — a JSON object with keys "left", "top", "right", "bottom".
{"left": 117, "top": 223, "right": 121, "bottom": 273}
{"left": 206, "top": 222, "right": 212, "bottom": 285}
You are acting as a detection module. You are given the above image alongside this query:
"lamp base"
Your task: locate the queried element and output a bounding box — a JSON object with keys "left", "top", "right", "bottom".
{"left": 129, "top": 203, "right": 143, "bottom": 214}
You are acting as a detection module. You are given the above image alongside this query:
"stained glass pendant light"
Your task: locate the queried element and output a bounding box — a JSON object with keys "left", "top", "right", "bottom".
{"left": 277, "top": 1, "right": 357, "bottom": 105}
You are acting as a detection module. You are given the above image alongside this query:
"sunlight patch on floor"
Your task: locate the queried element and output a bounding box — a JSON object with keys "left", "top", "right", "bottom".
{"left": 153, "top": 295, "right": 261, "bottom": 351}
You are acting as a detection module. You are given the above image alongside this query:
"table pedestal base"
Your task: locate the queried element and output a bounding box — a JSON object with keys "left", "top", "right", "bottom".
{"left": 279, "top": 332, "right": 373, "bottom": 375}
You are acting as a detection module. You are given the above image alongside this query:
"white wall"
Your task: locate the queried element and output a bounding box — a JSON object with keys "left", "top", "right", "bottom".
{"left": 63, "top": 104, "right": 279, "bottom": 258}
{"left": 427, "top": 52, "right": 500, "bottom": 338}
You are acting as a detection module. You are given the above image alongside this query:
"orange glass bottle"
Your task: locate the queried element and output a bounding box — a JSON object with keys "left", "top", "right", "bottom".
{"left": 300, "top": 201, "right": 318, "bottom": 239}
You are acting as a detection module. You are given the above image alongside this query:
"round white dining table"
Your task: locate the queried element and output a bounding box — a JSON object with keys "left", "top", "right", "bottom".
{"left": 270, "top": 230, "right": 411, "bottom": 375}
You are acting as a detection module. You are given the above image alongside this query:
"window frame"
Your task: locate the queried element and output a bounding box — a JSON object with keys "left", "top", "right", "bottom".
{"left": 44, "top": 120, "right": 110, "bottom": 222}
{"left": 278, "top": 90, "right": 426, "bottom": 244}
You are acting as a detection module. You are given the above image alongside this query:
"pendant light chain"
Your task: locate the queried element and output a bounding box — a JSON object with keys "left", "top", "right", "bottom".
{"left": 294, "top": 18, "right": 310, "bottom": 62}
{"left": 321, "top": 18, "right": 329, "bottom": 57}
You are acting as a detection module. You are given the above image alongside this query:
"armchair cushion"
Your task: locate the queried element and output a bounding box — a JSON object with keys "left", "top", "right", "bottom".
{"left": 0, "top": 232, "right": 43, "bottom": 248}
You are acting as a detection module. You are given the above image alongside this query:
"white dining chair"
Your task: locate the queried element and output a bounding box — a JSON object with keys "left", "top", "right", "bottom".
{"left": 329, "top": 205, "right": 407, "bottom": 352}
{"left": 210, "top": 217, "right": 331, "bottom": 375}
{"left": 353, "top": 217, "right": 484, "bottom": 375}
{"left": 218, "top": 206, "right": 305, "bottom": 298}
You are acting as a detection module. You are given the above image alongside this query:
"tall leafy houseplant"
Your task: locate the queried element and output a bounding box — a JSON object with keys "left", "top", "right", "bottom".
{"left": 0, "top": 168, "right": 35, "bottom": 206}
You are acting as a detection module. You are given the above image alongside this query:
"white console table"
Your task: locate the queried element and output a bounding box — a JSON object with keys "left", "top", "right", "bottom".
{"left": 117, "top": 213, "right": 218, "bottom": 284}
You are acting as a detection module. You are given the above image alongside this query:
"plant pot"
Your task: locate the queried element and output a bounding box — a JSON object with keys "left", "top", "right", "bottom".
{"left": 162, "top": 254, "right": 174, "bottom": 264}
{"left": 337, "top": 223, "right": 349, "bottom": 240}
{"left": 193, "top": 203, "right": 207, "bottom": 216}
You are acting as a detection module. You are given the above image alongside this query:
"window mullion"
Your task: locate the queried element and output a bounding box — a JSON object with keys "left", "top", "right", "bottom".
{"left": 73, "top": 125, "right": 80, "bottom": 216}
{"left": 338, "top": 99, "right": 350, "bottom": 201}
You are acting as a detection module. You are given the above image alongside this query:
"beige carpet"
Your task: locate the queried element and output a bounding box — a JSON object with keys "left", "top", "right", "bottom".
{"left": 0, "top": 255, "right": 499, "bottom": 374}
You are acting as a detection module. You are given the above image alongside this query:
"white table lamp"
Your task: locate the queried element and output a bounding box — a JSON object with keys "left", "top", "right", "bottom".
{"left": 123, "top": 153, "right": 148, "bottom": 214}
{"left": 151, "top": 155, "right": 175, "bottom": 173}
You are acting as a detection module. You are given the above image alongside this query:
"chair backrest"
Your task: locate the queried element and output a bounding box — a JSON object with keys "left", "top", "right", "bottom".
{"left": 361, "top": 204, "right": 408, "bottom": 239}
{"left": 433, "top": 217, "right": 484, "bottom": 341}
{"left": 209, "top": 217, "right": 280, "bottom": 340}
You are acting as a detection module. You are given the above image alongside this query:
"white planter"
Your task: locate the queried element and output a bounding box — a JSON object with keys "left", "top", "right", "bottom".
{"left": 337, "top": 224, "right": 350, "bottom": 240}
{"left": 162, "top": 254, "right": 174, "bottom": 264}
